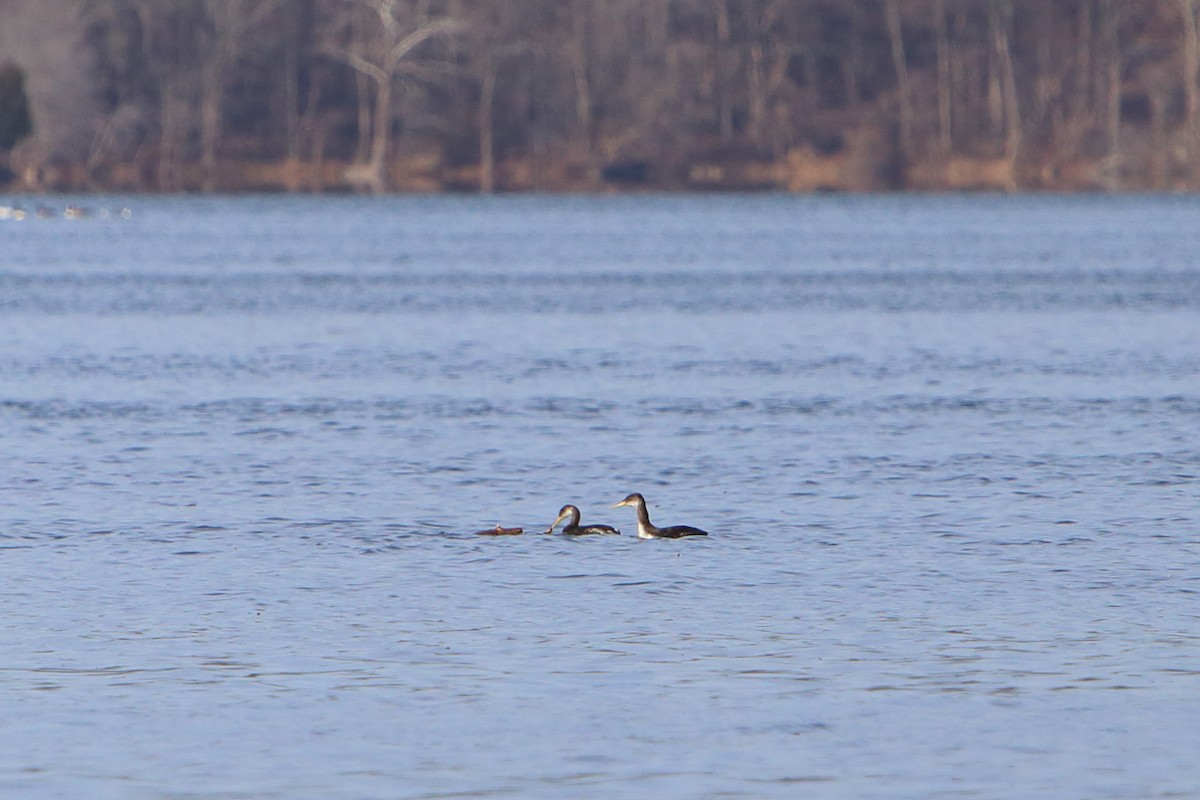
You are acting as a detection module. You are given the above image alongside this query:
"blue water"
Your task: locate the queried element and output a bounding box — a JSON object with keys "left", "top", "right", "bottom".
{"left": 1, "top": 194, "right": 1198, "bottom": 799}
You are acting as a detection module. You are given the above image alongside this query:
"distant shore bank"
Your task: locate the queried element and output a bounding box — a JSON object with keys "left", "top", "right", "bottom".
{"left": 3, "top": 145, "right": 1194, "bottom": 196}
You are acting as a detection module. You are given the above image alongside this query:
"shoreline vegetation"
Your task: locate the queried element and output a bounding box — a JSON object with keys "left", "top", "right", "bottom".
{"left": 3, "top": 1, "right": 1200, "bottom": 195}
{"left": 6, "top": 146, "right": 1174, "bottom": 196}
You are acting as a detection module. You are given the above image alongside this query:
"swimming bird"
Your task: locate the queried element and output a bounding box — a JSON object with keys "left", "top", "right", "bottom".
{"left": 545, "top": 504, "right": 621, "bottom": 536}
{"left": 611, "top": 493, "right": 708, "bottom": 539}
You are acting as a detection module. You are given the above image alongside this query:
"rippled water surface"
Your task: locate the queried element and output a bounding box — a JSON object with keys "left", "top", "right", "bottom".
{"left": 2, "top": 194, "right": 1198, "bottom": 799}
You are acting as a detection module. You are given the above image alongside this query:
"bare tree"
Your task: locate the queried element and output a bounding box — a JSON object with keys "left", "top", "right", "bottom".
{"left": 5, "top": 0, "right": 1200, "bottom": 192}
{"left": 275, "top": 0, "right": 329, "bottom": 189}
{"left": 1102, "top": 0, "right": 1122, "bottom": 187}
{"left": 738, "top": 0, "right": 797, "bottom": 158}
{"left": 325, "top": 0, "right": 461, "bottom": 193}
{"left": 884, "top": 0, "right": 912, "bottom": 159}
{"left": 989, "top": 0, "right": 1021, "bottom": 161}
{"left": 934, "top": 0, "right": 953, "bottom": 152}
{"left": 712, "top": 0, "right": 734, "bottom": 143}
{"left": 565, "top": 0, "right": 597, "bottom": 182}
{"left": 1180, "top": 0, "right": 1200, "bottom": 144}
{"left": 198, "top": 0, "right": 283, "bottom": 191}
{"left": 465, "top": 1, "right": 566, "bottom": 193}
{"left": 0, "top": 0, "right": 97, "bottom": 184}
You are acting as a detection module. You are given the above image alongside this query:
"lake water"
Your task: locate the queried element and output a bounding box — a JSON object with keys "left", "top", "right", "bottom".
{"left": 1, "top": 194, "right": 1198, "bottom": 799}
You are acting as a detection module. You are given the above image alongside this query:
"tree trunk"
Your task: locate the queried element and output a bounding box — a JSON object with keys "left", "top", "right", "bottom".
{"left": 309, "top": 109, "right": 328, "bottom": 192}
{"left": 934, "top": 0, "right": 952, "bottom": 152}
{"left": 367, "top": 75, "right": 391, "bottom": 193}
{"left": 479, "top": 54, "right": 496, "bottom": 195}
{"left": 747, "top": 1, "right": 785, "bottom": 156}
{"left": 1151, "top": 90, "right": 1167, "bottom": 188}
{"left": 569, "top": 1, "right": 596, "bottom": 183}
{"left": 884, "top": 0, "right": 911, "bottom": 159}
{"left": 200, "top": 58, "right": 224, "bottom": 192}
{"left": 355, "top": 70, "right": 372, "bottom": 164}
{"left": 715, "top": 0, "right": 733, "bottom": 142}
{"left": 844, "top": 1, "right": 862, "bottom": 107}
{"left": 748, "top": 38, "right": 767, "bottom": 149}
{"left": 1102, "top": 0, "right": 1122, "bottom": 189}
{"left": 284, "top": 30, "right": 301, "bottom": 163}
{"left": 990, "top": 0, "right": 1021, "bottom": 161}
{"left": 158, "top": 92, "right": 185, "bottom": 192}
{"left": 1077, "top": 1, "right": 1093, "bottom": 115}
{"left": 1181, "top": 0, "right": 1200, "bottom": 142}
{"left": 1105, "top": 1, "right": 1121, "bottom": 162}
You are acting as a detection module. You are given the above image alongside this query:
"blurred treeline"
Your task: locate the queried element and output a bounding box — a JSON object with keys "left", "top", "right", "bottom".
{"left": 1, "top": 0, "right": 1199, "bottom": 192}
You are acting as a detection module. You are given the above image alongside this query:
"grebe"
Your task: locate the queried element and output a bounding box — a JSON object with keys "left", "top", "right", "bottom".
{"left": 545, "top": 504, "right": 621, "bottom": 535}
{"left": 611, "top": 493, "right": 708, "bottom": 539}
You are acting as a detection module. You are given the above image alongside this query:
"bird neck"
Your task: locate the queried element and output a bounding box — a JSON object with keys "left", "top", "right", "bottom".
{"left": 633, "top": 499, "right": 655, "bottom": 533}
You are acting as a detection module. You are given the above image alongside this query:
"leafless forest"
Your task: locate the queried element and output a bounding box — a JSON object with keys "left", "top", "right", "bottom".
{"left": 2, "top": 0, "right": 1200, "bottom": 193}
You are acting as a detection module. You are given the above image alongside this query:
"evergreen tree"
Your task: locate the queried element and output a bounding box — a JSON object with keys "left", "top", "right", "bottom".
{"left": 0, "top": 60, "right": 34, "bottom": 151}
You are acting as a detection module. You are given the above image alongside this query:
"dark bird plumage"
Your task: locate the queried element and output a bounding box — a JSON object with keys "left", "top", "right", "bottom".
{"left": 611, "top": 493, "right": 708, "bottom": 539}
{"left": 545, "top": 504, "right": 621, "bottom": 535}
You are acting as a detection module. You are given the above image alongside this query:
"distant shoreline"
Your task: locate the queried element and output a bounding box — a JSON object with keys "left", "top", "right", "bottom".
{"left": 3, "top": 149, "right": 1191, "bottom": 196}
